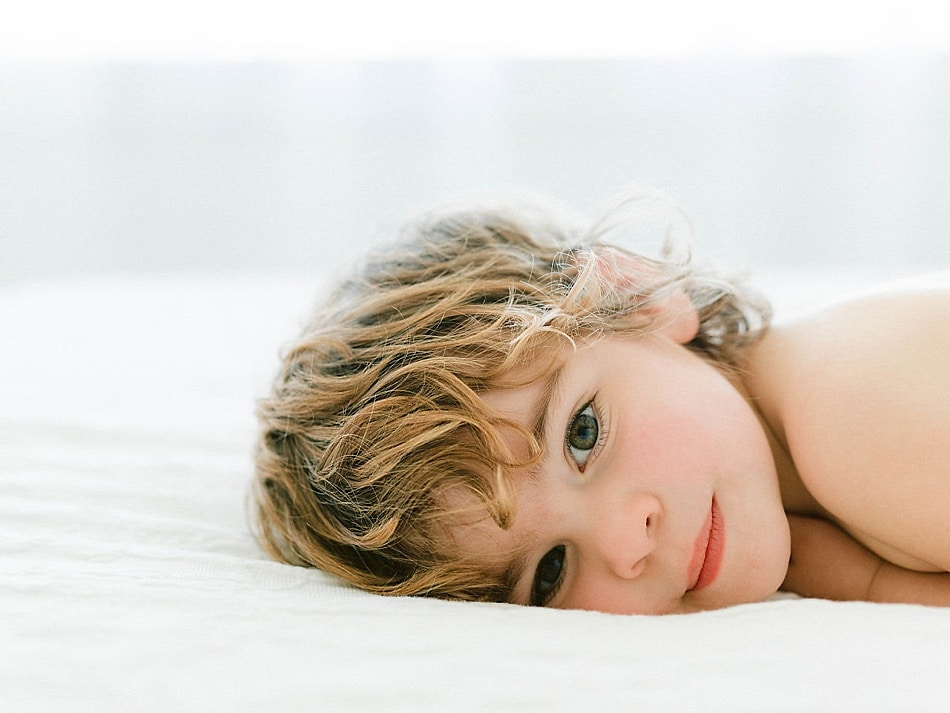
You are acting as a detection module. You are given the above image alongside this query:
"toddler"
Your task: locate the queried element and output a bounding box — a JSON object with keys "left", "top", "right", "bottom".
{"left": 252, "top": 191, "right": 949, "bottom": 613}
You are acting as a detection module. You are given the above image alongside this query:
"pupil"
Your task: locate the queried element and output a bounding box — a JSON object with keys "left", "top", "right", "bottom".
{"left": 569, "top": 412, "right": 597, "bottom": 450}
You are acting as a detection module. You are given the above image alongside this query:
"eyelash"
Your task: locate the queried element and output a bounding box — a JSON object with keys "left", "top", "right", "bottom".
{"left": 565, "top": 397, "right": 605, "bottom": 473}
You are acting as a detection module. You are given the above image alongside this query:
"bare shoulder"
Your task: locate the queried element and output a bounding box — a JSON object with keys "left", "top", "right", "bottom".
{"left": 746, "top": 273, "right": 950, "bottom": 571}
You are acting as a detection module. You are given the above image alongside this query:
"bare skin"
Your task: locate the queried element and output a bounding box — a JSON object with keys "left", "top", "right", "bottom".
{"left": 743, "top": 278, "right": 950, "bottom": 604}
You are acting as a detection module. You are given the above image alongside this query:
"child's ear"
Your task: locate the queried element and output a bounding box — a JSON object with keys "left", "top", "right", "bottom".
{"left": 594, "top": 248, "right": 700, "bottom": 345}
{"left": 648, "top": 287, "right": 700, "bottom": 344}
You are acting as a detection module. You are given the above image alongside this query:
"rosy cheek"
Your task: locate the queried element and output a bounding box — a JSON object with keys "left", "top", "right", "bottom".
{"left": 622, "top": 412, "right": 709, "bottom": 488}
{"left": 564, "top": 575, "right": 629, "bottom": 614}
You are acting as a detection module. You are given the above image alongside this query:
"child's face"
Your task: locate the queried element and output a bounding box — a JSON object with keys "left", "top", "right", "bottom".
{"left": 452, "top": 332, "right": 791, "bottom": 614}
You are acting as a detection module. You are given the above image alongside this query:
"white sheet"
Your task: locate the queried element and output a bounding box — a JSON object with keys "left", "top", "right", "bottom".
{"left": 2, "top": 274, "right": 948, "bottom": 713}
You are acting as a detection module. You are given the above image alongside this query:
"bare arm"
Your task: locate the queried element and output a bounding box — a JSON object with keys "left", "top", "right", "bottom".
{"left": 783, "top": 515, "right": 950, "bottom": 607}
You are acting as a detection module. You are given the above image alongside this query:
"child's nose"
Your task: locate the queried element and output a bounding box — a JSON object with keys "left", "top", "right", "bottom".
{"left": 592, "top": 493, "right": 661, "bottom": 580}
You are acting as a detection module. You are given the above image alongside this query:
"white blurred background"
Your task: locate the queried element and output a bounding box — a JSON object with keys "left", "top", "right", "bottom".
{"left": 3, "top": 1, "right": 950, "bottom": 285}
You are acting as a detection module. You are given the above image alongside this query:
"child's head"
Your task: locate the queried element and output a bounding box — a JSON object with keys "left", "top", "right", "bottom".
{"left": 252, "top": 191, "right": 781, "bottom": 610}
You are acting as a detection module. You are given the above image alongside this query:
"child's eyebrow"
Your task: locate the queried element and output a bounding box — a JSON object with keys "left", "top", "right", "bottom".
{"left": 527, "top": 361, "right": 567, "bottom": 480}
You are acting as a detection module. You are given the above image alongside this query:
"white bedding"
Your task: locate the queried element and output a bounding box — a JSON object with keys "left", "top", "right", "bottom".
{"left": 2, "top": 273, "right": 948, "bottom": 713}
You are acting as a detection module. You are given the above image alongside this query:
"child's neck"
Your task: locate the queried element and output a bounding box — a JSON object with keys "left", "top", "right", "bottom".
{"left": 758, "top": 412, "right": 828, "bottom": 518}
{"left": 735, "top": 333, "right": 829, "bottom": 519}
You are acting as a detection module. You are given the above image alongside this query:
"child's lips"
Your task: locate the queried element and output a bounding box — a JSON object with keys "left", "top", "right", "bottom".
{"left": 688, "top": 498, "right": 725, "bottom": 592}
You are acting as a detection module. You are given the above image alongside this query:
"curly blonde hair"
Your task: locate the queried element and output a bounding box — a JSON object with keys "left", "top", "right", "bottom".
{"left": 252, "top": 191, "right": 771, "bottom": 602}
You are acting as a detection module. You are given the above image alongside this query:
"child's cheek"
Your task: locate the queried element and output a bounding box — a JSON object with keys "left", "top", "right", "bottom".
{"left": 621, "top": 411, "right": 710, "bottom": 490}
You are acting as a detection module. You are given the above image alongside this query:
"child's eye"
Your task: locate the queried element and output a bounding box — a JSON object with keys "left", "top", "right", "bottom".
{"left": 566, "top": 403, "right": 599, "bottom": 470}
{"left": 531, "top": 545, "right": 566, "bottom": 606}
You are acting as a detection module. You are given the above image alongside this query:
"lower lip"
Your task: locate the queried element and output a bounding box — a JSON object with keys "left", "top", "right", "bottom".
{"left": 689, "top": 498, "right": 725, "bottom": 592}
